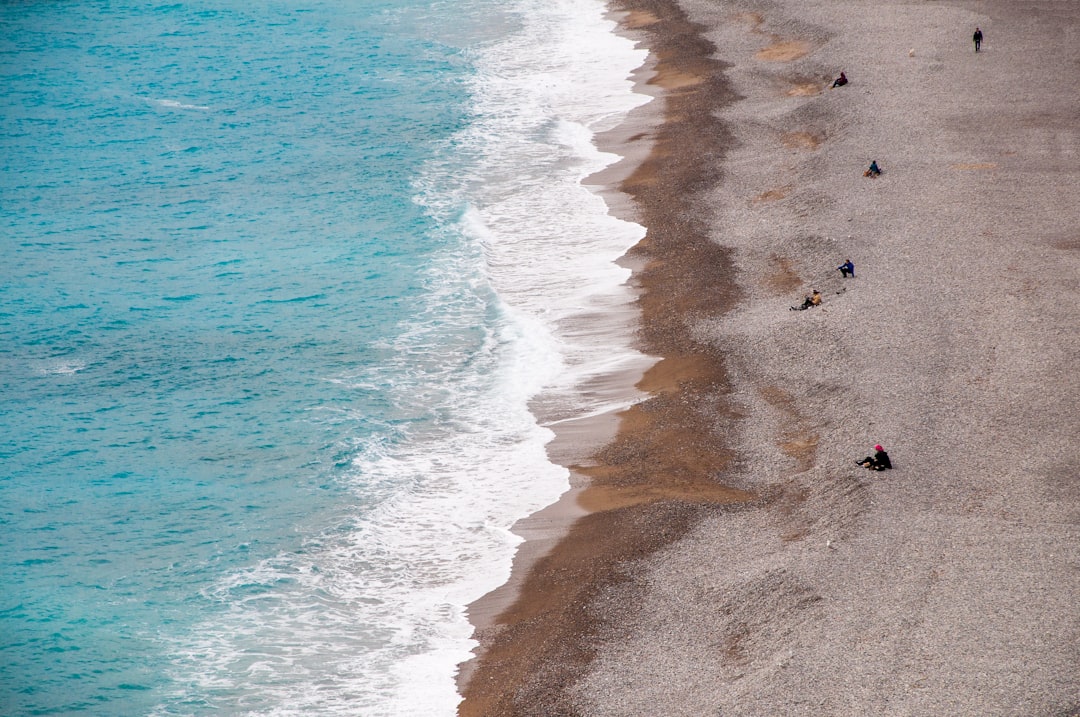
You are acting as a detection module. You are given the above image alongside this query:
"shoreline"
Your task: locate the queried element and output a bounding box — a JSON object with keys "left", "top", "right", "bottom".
{"left": 459, "top": 4, "right": 665, "bottom": 642}
{"left": 459, "top": 0, "right": 1080, "bottom": 714}
{"left": 457, "top": 0, "right": 750, "bottom": 712}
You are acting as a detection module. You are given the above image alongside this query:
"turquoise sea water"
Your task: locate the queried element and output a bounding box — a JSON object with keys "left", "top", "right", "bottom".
{"left": 1, "top": 1, "right": 649, "bottom": 713}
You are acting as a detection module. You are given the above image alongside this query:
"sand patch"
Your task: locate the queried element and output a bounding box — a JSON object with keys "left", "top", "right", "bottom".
{"left": 781, "top": 131, "right": 822, "bottom": 150}
{"left": 950, "top": 162, "right": 998, "bottom": 170}
{"left": 751, "top": 185, "right": 794, "bottom": 203}
{"left": 756, "top": 39, "right": 812, "bottom": 62}
{"left": 787, "top": 82, "right": 822, "bottom": 96}
{"left": 577, "top": 482, "right": 752, "bottom": 512}
{"left": 731, "top": 10, "right": 812, "bottom": 63}
{"left": 758, "top": 386, "right": 819, "bottom": 472}
{"left": 779, "top": 433, "right": 819, "bottom": 473}
{"left": 751, "top": 185, "right": 792, "bottom": 204}
{"left": 652, "top": 67, "right": 704, "bottom": 90}
{"left": 584, "top": 398, "right": 733, "bottom": 476}
{"left": 758, "top": 384, "right": 801, "bottom": 416}
{"left": 730, "top": 12, "right": 812, "bottom": 62}
{"left": 762, "top": 254, "right": 802, "bottom": 294}
{"left": 624, "top": 9, "right": 660, "bottom": 29}
{"left": 622, "top": 158, "right": 663, "bottom": 191}
{"left": 732, "top": 11, "right": 765, "bottom": 29}
{"left": 638, "top": 354, "right": 715, "bottom": 394}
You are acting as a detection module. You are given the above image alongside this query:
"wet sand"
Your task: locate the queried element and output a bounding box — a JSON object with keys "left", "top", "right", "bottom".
{"left": 458, "top": 0, "right": 1080, "bottom": 714}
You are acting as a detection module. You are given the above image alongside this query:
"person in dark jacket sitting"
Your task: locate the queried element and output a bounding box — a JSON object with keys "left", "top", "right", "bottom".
{"left": 857, "top": 444, "right": 892, "bottom": 471}
{"left": 832, "top": 71, "right": 848, "bottom": 88}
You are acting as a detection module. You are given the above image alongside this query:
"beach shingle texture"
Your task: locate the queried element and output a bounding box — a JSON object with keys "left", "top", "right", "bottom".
{"left": 573, "top": 0, "right": 1080, "bottom": 715}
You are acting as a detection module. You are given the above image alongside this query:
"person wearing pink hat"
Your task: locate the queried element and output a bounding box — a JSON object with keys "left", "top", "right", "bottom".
{"left": 857, "top": 444, "right": 892, "bottom": 471}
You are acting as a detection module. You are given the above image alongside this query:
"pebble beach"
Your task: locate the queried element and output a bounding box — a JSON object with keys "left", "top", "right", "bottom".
{"left": 459, "top": 0, "right": 1080, "bottom": 714}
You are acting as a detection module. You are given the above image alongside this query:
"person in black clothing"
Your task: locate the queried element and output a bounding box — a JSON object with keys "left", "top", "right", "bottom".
{"left": 973, "top": 27, "right": 983, "bottom": 52}
{"left": 832, "top": 71, "right": 848, "bottom": 88}
{"left": 857, "top": 444, "right": 892, "bottom": 471}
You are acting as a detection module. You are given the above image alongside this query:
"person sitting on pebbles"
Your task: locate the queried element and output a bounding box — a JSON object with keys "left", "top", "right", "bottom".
{"left": 857, "top": 444, "right": 892, "bottom": 471}
{"left": 790, "top": 289, "right": 822, "bottom": 311}
{"left": 831, "top": 71, "right": 848, "bottom": 88}
{"left": 838, "top": 259, "right": 855, "bottom": 278}
{"left": 864, "top": 160, "right": 882, "bottom": 177}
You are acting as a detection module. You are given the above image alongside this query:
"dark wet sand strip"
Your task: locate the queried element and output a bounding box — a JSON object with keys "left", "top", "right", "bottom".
{"left": 456, "top": 0, "right": 748, "bottom": 713}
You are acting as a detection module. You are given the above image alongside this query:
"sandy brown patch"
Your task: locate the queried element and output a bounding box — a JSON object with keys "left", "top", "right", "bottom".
{"left": 624, "top": 9, "right": 660, "bottom": 29}
{"left": 787, "top": 82, "right": 822, "bottom": 96}
{"left": 577, "top": 392, "right": 737, "bottom": 487}
{"left": 950, "top": 162, "right": 998, "bottom": 170}
{"left": 621, "top": 157, "right": 663, "bottom": 191}
{"left": 762, "top": 254, "right": 803, "bottom": 294}
{"left": 751, "top": 185, "right": 792, "bottom": 204}
{"left": 731, "top": 11, "right": 812, "bottom": 62}
{"left": 781, "top": 131, "right": 822, "bottom": 150}
{"left": 756, "top": 39, "right": 812, "bottom": 62}
{"left": 781, "top": 529, "right": 808, "bottom": 543}
{"left": 577, "top": 482, "right": 753, "bottom": 512}
{"left": 638, "top": 354, "right": 716, "bottom": 395}
{"left": 758, "top": 386, "right": 820, "bottom": 472}
{"left": 651, "top": 68, "right": 705, "bottom": 90}
{"left": 779, "top": 433, "right": 820, "bottom": 473}
{"left": 731, "top": 11, "right": 764, "bottom": 29}
{"left": 758, "top": 385, "right": 802, "bottom": 421}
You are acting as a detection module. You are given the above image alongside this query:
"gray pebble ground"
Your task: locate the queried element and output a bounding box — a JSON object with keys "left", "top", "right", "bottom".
{"left": 575, "top": 0, "right": 1080, "bottom": 714}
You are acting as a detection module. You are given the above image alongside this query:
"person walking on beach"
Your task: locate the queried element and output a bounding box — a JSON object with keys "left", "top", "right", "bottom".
{"left": 973, "top": 27, "right": 983, "bottom": 52}
{"left": 790, "top": 289, "right": 821, "bottom": 311}
{"left": 838, "top": 259, "right": 855, "bottom": 278}
{"left": 857, "top": 444, "right": 892, "bottom": 471}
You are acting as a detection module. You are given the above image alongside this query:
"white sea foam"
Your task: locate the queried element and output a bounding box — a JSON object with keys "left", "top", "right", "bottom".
{"left": 33, "top": 359, "right": 87, "bottom": 375}
{"left": 152, "top": 98, "right": 211, "bottom": 111}
{"left": 395, "top": 0, "right": 654, "bottom": 708}
{"left": 446, "top": 0, "right": 654, "bottom": 416}
{"left": 155, "top": 0, "right": 652, "bottom": 714}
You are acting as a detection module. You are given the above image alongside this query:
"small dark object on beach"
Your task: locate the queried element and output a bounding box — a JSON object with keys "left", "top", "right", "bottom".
{"left": 857, "top": 445, "right": 892, "bottom": 471}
